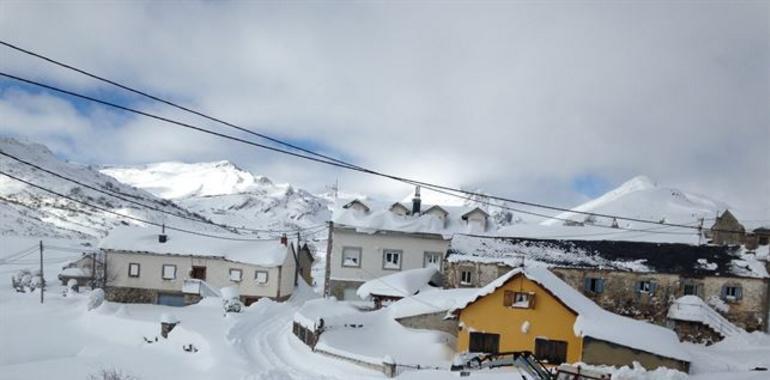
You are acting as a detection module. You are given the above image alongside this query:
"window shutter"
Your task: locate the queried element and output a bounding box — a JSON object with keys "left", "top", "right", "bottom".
{"left": 735, "top": 286, "right": 743, "bottom": 300}
{"left": 635, "top": 281, "right": 642, "bottom": 292}
{"left": 720, "top": 285, "right": 727, "bottom": 300}
{"left": 597, "top": 279, "right": 605, "bottom": 293}
{"left": 583, "top": 278, "right": 591, "bottom": 291}
{"left": 650, "top": 281, "right": 657, "bottom": 295}
{"left": 503, "top": 291, "right": 514, "bottom": 307}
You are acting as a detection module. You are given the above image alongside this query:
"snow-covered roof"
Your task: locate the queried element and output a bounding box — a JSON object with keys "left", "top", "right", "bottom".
{"left": 356, "top": 267, "right": 440, "bottom": 300}
{"left": 294, "top": 298, "right": 361, "bottom": 331}
{"left": 387, "top": 287, "right": 479, "bottom": 319}
{"left": 450, "top": 265, "right": 691, "bottom": 362}
{"left": 332, "top": 199, "right": 492, "bottom": 238}
{"left": 667, "top": 296, "right": 743, "bottom": 338}
{"left": 448, "top": 235, "right": 769, "bottom": 278}
{"left": 100, "top": 226, "right": 290, "bottom": 267}
{"left": 59, "top": 267, "right": 91, "bottom": 278}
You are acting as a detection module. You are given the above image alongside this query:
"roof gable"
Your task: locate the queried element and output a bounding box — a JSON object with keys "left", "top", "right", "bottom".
{"left": 461, "top": 207, "right": 489, "bottom": 220}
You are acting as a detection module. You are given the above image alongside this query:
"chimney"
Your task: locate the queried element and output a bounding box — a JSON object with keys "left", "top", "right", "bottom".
{"left": 412, "top": 186, "right": 422, "bottom": 215}
{"left": 159, "top": 224, "right": 168, "bottom": 243}
{"left": 280, "top": 234, "right": 288, "bottom": 246}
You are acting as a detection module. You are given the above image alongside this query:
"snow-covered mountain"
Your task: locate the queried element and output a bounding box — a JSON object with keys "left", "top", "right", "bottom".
{"left": 0, "top": 138, "right": 218, "bottom": 239}
{"left": 101, "top": 161, "right": 331, "bottom": 232}
{"left": 541, "top": 175, "right": 727, "bottom": 228}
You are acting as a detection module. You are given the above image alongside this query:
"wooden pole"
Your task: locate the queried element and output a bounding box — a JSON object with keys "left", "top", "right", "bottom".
{"left": 324, "top": 221, "right": 333, "bottom": 297}
{"left": 39, "top": 240, "right": 44, "bottom": 304}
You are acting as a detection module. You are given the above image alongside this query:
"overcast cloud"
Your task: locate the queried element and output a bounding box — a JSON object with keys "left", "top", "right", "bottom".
{"left": 0, "top": 1, "right": 767, "bottom": 219}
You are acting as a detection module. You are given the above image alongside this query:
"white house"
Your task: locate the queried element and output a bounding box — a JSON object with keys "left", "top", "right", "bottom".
{"left": 325, "top": 188, "right": 492, "bottom": 300}
{"left": 101, "top": 226, "right": 313, "bottom": 306}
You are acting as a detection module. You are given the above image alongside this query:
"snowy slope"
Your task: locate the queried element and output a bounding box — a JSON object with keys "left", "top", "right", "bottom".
{"left": 541, "top": 176, "right": 727, "bottom": 228}
{"left": 102, "top": 161, "right": 331, "bottom": 231}
{"left": 0, "top": 138, "right": 218, "bottom": 239}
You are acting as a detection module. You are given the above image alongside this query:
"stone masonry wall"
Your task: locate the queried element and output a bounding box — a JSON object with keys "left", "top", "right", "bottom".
{"left": 396, "top": 312, "right": 459, "bottom": 336}
{"left": 444, "top": 261, "right": 769, "bottom": 332}
{"left": 328, "top": 279, "right": 366, "bottom": 301}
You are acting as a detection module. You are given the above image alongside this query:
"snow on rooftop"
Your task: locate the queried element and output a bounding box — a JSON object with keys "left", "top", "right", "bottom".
{"left": 332, "top": 198, "right": 492, "bottom": 238}
{"left": 99, "top": 226, "right": 289, "bottom": 267}
{"left": 59, "top": 267, "right": 90, "bottom": 278}
{"left": 387, "top": 287, "right": 479, "bottom": 319}
{"left": 450, "top": 265, "right": 691, "bottom": 362}
{"left": 356, "top": 267, "right": 440, "bottom": 300}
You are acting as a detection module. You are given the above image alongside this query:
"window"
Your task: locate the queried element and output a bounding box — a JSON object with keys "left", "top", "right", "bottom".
{"left": 469, "top": 332, "right": 500, "bottom": 353}
{"left": 161, "top": 264, "right": 176, "bottom": 280}
{"left": 722, "top": 285, "right": 742, "bottom": 302}
{"left": 229, "top": 268, "right": 243, "bottom": 282}
{"left": 382, "top": 249, "right": 402, "bottom": 270}
{"left": 191, "top": 266, "right": 207, "bottom": 281}
{"left": 535, "top": 338, "right": 568, "bottom": 364}
{"left": 460, "top": 270, "right": 473, "bottom": 286}
{"left": 682, "top": 281, "right": 701, "bottom": 296}
{"left": 583, "top": 277, "right": 604, "bottom": 293}
{"left": 255, "top": 270, "right": 269, "bottom": 284}
{"left": 424, "top": 252, "right": 442, "bottom": 270}
{"left": 504, "top": 290, "right": 534, "bottom": 308}
{"left": 128, "top": 263, "right": 140, "bottom": 278}
{"left": 341, "top": 247, "right": 362, "bottom": 268}
{"left": 635, "top": 280, "right": 656, "bottom": 294}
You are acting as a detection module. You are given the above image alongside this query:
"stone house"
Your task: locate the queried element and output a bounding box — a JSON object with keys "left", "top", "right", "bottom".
{"left": 101, "top": 226, "right": 313, "bottom": 306}
{"left": 444, "top": 235, "right": 770, "bottom": 333}
{"left": 448, "top": 266, "right": 691, "bottom": 372}
{"left": 325, "top": 188, "right": 491, "bottom": 300}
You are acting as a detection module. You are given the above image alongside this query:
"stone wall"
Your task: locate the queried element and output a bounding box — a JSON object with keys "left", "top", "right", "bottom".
{"left": 327, "top": 279, "right": 366, "bottom": 300}
{"left": 396, "top": 312, "right": 459, "bottom": 336}
{"left": 105, "top": 286, "right": 202, "bottom": 305}
{"left": 667, "top": 320, "right": 723, "bottom": 345}
{"left": 444, "top": 261, "right": 769, "bottom": 332}
{"left": 581, "top": 337, "right": 690, "bottom": 373}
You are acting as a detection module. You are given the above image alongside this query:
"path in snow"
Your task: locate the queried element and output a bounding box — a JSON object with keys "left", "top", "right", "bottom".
{"left": 227, "top": 297, "right": 381, "bottom": 380}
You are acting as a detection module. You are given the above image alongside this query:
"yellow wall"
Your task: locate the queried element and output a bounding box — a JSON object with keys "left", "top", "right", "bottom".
{"left": 457, "top": 274, "right": 583, "bottom": 364}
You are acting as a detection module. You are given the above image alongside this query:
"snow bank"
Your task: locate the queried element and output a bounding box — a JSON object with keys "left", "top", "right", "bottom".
{"left": 294, "top": 298, "right": 360, "bottom": 331}
{"left": 450, "top": 266, "right": 690, "bottom": 362}
{"left": 356, "top": 267, "right": 440, "bottom": 300}
{"left": 100, "top": 226, "right": 289, "bottom": 267}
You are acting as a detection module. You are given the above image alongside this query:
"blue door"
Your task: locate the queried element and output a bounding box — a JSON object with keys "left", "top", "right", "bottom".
{"left": 157, "top": 293, "right": 186, "bottom": 307}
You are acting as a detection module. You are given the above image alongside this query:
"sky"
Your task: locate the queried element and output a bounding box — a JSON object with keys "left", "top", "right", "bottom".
{"left": 0, "top": 1, "right": 768, "bottom": 220}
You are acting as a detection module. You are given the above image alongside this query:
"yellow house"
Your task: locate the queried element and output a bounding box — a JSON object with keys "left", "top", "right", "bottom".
{"left": 450, "top": 266, "right": 691, "bottom": 372}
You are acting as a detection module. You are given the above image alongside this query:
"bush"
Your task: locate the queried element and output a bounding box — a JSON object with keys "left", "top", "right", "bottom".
{"left": 11, "top": 269, "right": 43, "bottom": 293}
{"left": 88, "top": 368, "right": 137, "bottom": 380}
{"left": 88, "top": 288, "right": 105, "bottom": 310}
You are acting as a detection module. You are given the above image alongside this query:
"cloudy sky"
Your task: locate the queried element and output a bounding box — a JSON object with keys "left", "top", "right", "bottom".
{"left": 1, "top": 1, "right": 768, "bottom": 219}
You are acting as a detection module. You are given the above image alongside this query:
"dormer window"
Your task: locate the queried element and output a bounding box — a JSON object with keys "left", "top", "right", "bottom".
{"left": 389, "top": 203, "right": 410, "bottom": 216}
{"left": 462, "top": 208, "right": 490, "bottom": 233}
{"left": 342, "top": 200, "right": 370, "bottom": 214}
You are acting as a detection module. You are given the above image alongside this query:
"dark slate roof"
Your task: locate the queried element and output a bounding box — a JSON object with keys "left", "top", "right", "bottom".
{"left": 447, "top": 235, "right": 766, "bottom": 279}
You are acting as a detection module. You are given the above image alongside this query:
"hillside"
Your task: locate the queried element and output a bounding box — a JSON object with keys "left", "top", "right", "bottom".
{"left": 101, "top": 161, "right": 331, "bottom": 232}
{"left": 540, "top": 176, "right": 727, "bottom": 229}
{"left": 0, "top": 138, "right": 219, "bottom": 239}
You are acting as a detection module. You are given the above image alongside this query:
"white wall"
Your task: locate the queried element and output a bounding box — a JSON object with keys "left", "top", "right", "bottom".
{"left": 329, "top": 228, "right": 449, "bottom": 282}
{"left": 105, "top": 250, "right": 289, "bottom": 298}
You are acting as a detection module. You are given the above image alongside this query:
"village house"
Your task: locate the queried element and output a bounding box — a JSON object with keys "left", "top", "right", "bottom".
{"left": 449, "top": 265, "right": 691, "bottom": 372}
{"left": 709, "top": 209, "right": 770, "bottom": 250}
{"left": 58, "top": 251, "right": 104, "bottom": 287}
{"left": 325, "top": 187, "right": 491, "bottom": 300}
{"left": 444, "top": 235, "right": 770, "bottom": 335}
{"left": 100, "top": 226, "right": 313, "bottom": 306}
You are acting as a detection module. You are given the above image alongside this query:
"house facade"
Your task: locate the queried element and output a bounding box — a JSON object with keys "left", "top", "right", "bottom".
{"left": 445, "top": 235, "right": 770, "bottom": 333}
{"left": 450, "top": 266, "right": 691, "bottom": 372}
{"left": 101, "top": 226, "right": 313, "bottom": 306}
{"left": 325, "top": 189, "right": 491, "bottom": 300}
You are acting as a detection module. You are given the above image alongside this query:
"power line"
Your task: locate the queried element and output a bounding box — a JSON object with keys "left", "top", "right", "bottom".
{"left": 0, "top": 149, "right": 324, "bottom": 235}
{"left": 0, "top": 65, "right": 748, "bottom": 234}
{"left": 0, "top": 170, "right": 283, "bottom": 242}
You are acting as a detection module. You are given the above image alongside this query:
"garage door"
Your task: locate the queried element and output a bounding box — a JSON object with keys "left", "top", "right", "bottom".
{"left": 157, "top": 293, "right": 186, "bottom": 307}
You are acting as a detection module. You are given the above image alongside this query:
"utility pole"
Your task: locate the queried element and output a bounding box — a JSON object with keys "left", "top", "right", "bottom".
{"left": 324, "top": 221, "right": 333, "bottom": 297}
{"left": 39, "top": 240, "right": 44, "bottom": 304}
{"left": 698, "top": 218, "right": 704, "bottom": 245}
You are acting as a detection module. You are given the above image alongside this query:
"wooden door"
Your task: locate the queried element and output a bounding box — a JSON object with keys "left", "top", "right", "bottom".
{"left": 469, "top": 332, "right": 500, "bottom": 353}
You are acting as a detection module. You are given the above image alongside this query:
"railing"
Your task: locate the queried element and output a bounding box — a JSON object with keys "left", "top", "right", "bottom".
{"left": 182, "top": 279, "right": 221, "bottom": 298}
{"left": 669, "top": 299, "right": 742, "bottom": 337}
